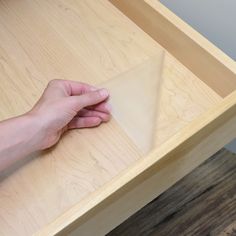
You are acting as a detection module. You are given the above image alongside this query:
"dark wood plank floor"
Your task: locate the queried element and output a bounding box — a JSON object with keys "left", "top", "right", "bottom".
{"left": 107, "top": 149, "right": 236, "bottom": 236}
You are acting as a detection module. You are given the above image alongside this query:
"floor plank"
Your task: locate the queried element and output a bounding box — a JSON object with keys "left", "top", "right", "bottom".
{"left": 108, "top": 149, "right": 236, "bottom": 236}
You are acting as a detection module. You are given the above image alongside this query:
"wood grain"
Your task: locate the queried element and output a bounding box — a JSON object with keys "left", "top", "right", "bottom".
{"left": 0, "top": 0, "right": 232, "bottom": 235}
{"left": 108, "top": 149, "right": 236, "bottom": 236}
{"left": 103, "top": 53, "right": 164, "bottom": 154}
{"left": 154, "top": 52, "right": 222, "bottom": 146}
{"left": 110, "top": 0, "right": 236, "bottom": 97}
{"left": 104, "top": 52, "right": 222, "bottom": 153}
{"left": 0, "top": 120, "right": 142, "bottom": 236}
{"left": 61, "top": 94, "right": 236, "bottom": 236}
{"left": 0, "top": 0, "right": 161, "bottom": 118}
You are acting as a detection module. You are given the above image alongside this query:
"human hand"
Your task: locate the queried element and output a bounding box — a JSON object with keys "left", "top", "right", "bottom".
{"left": 28, "top": 79, "right": 111, "bottom": 150}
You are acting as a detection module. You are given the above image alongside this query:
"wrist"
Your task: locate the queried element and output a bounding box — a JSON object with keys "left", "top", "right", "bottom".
{"left": 0, "top": 113, "right": 45, "bottom": 171}
{"left": 23, "top": 112, "right": 48, "bottom": 151}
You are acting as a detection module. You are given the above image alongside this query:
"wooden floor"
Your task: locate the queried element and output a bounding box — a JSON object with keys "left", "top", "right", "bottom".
{"left": 108, "top": 149, "right": 236, "bottom": 236}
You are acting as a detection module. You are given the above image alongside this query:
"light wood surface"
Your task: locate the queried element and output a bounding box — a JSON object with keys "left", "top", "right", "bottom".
{"left": 69, "top": 115, "right": 236, "bottom": 236}
{"left": 41, "top": 90, "right": 236, "bottom": 236}
{"left": 103, "top": 53, "right": 164, "bottom": 154}
{"left": 110, "top": 0, "right": 236, "bottom": 97}
{"left": 104, "top": 52, "right": 222, "bottom": 154}
{"left": 0, "top": 0, "right": 162, "bottom": 118}
{"left": 0, "top": 0, "right": 234, "bottom": 235}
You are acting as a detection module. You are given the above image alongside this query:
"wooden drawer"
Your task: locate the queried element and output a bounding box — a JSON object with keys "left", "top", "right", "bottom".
{"left": 0, "top": 0, "right": 235, "bottom": 235}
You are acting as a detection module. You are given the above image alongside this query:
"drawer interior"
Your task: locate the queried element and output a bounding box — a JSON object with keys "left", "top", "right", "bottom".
{"left": 0, "top": 0, "right": 234, "bottom": 235}
{"left": 103, "top": 51, "right": 222, "bottom": 155}
{"left": 110, "top": 0, "right": 236, "bottom": 98}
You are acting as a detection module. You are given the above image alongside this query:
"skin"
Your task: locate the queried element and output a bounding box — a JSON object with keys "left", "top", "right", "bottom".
{"left": 0, "top": 79, "right": 111, "bottom": 172}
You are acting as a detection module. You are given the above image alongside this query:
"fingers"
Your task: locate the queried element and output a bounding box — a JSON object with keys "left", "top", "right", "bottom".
{"left": 45, "top": 79, "right": 97, "bottom": 96}
{"left": 87, "top": 101, "right": 112, "bottom": 114}
{"left": 45, "top": 80, "right": 111, "bottom": 111}
{"left": 63, "top": 80, "right": 97, "bottom": 95}
{"left": 78, "top": 109, "right": 111, "bottom": 122}
{"left": 68, "top": 117, "right": 102, "bottom": 129}
{"left": 67, "top": 88, "right": 109, "bottom": 111}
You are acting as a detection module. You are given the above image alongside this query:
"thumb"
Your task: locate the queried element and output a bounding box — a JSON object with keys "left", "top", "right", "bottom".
{"left": 67, "top": 88, "right": 109, "bottom": 111}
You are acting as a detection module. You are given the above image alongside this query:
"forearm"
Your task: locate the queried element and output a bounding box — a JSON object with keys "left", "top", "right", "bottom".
{"left": 0, "top": 80, "right": 110, "bottom": 172}
{"left": 0, "top": 114, "right": 42, "bottom": 171}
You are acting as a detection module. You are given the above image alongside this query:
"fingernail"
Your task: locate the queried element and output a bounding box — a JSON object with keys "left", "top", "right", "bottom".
{"left": 99, "top": 88, "right": 109, "bottom": 98}
{"left": 105, "top": 103, "right": 112, "bottom": 112}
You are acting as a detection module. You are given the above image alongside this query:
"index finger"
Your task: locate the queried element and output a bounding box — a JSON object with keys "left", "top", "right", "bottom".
{"left": 67, "top": 88, "right": 110, "bottom": 111}
{"left": 64, "top": 80, "right": 97, "bottom": 96}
